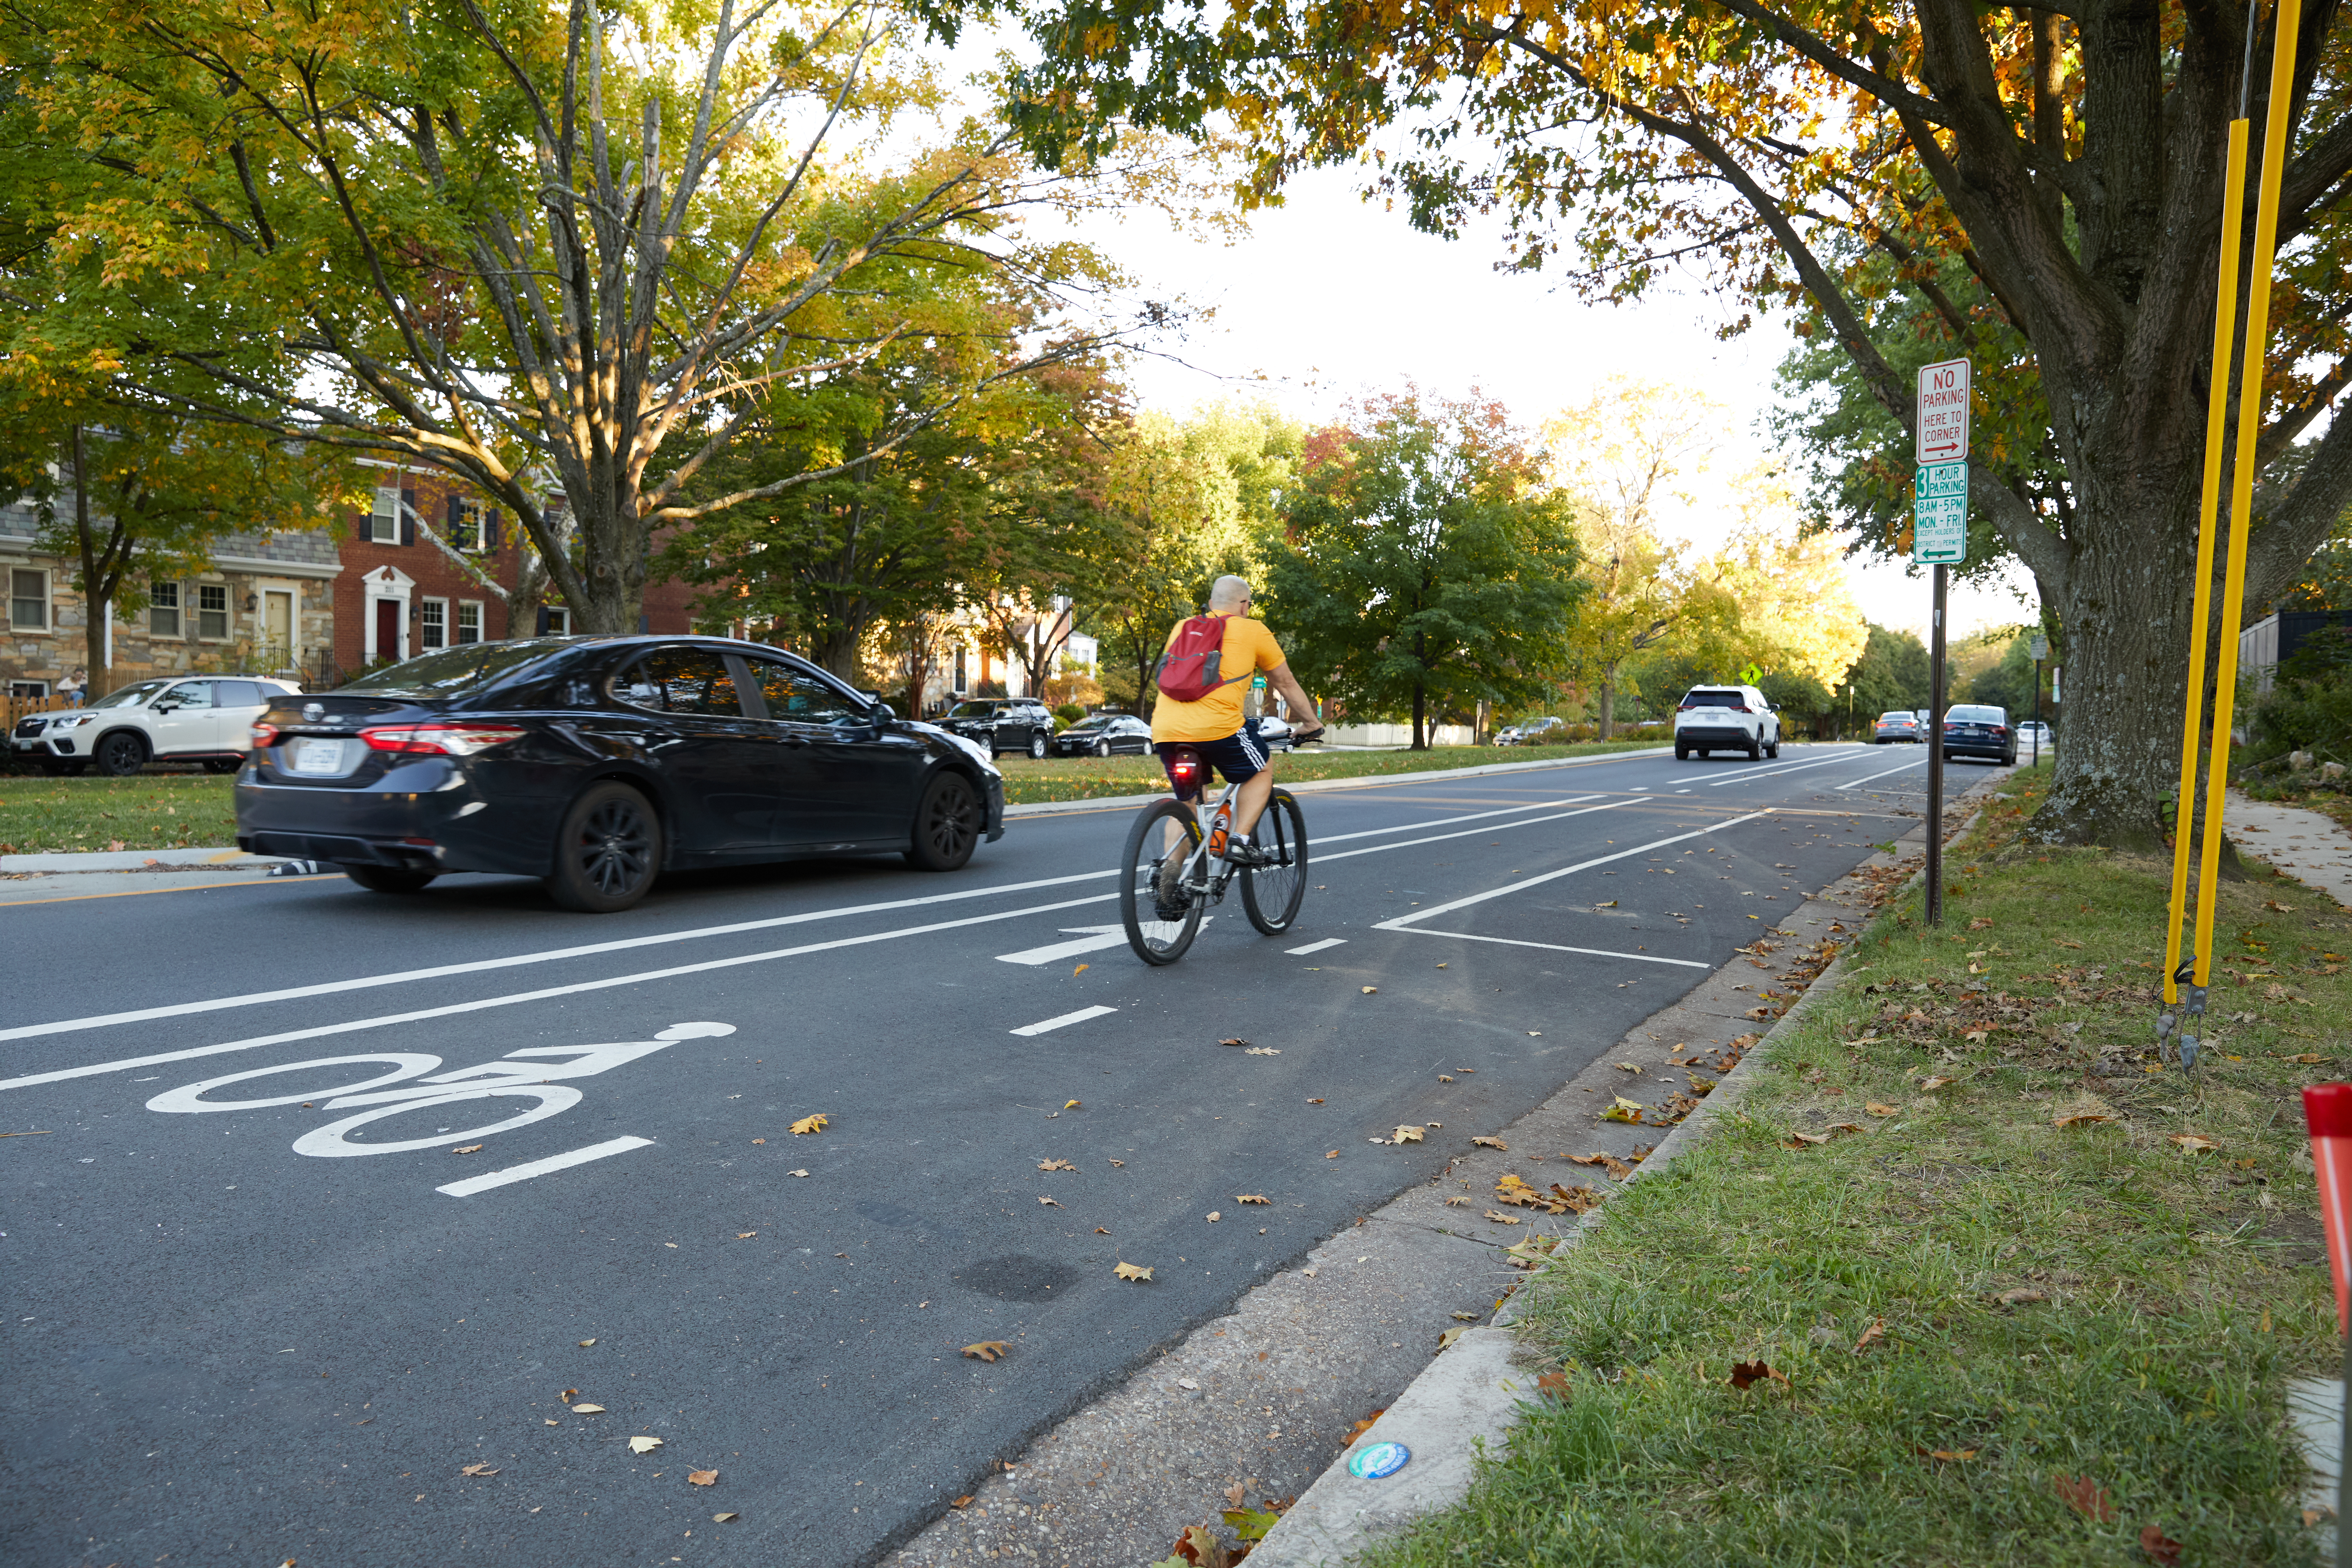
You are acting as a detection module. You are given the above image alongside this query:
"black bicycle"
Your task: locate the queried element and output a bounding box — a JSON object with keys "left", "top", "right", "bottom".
{"left": 1118, "top": 764, "right": 1309, "bottom": 964}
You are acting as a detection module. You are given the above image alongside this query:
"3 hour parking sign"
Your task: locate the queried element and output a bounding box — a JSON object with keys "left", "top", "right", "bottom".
{"left": 1913, "top": 461, "right": 1968, "bottom": 565}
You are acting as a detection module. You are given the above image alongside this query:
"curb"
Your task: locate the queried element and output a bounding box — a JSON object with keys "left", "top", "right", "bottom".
{"left": 0, "top": 846, "right": 287, "bottom": 873}
{"left": 1000, "top": 746, "right": 1680, "bottom": 819}
{"left": 1245, "top": 770, "right": 2005, "bottom": 1567}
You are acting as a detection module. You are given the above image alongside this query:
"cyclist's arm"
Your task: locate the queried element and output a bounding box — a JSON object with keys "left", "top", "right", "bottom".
{"left": 1265, "top": 663, "right": 1321, "bottom": 734}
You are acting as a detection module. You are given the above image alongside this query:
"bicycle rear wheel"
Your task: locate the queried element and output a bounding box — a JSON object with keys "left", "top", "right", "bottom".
{"left": 1240, "top": 788, "right": 1308, "bottom": 934}
{"left": 1120, "top": 799, "right": 1206, "bottom": 964}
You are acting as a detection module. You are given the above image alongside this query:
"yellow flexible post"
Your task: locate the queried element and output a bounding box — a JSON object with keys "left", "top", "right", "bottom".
{"left": 2194, "top": 0, "right": 2304, "bottom": 987}
{"left": 2165, "top": 117, "right": 2251, "bottom": 1004}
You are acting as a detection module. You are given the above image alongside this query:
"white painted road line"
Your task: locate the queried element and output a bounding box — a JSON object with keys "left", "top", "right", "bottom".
{"left": 1317, "top": 799, "right": 1638, "bottom": 864}
{"left": 1702, "top": 750, "right": 1871, "bottom": 786}
{"left": 437, "top": 1136, "right": 656, "bottom": 1197}
{"left": 1, "top": 797, "right": 1608, "bottom": 1047}
{"left": 1393, "top": 929, "right": 1711, "bottom": 968}
{"left": 1011, "top": 1006, "right": 1118, "bottom": 1037}
{"left": 1286, "top": 938, "right": 1348, "bottom": 955}
{"left": 995, "top": 927, "right": 1129, "bottom": 966}
{"left": 0, "top": 892, "right": 1118, "bottom": 1093}
{"left": 1836, "top": 755, "right": 1931, "bottom": 790}
{"left": 1372, "top": 811, "right": 1774, "bottom": 931}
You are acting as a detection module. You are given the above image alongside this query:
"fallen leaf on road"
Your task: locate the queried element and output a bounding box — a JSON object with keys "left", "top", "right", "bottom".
{"left": 545, "top": 1419, "right": 559, "bottom": 1426}
{"left": 751, "top": 1138, "right": 765, "bottom": 1145}
{"left": 1065, "top": 1100, "right": 1081, "bottom": 1109}
{"left": 687, "top": 1470, "right": 716, "bottom": 1487}
{"left": 1997, "top": 1287, "right": 2047, "bottom": 1306}
{"left": 2053, "top": 1475, "right": 2116, "bottom": 1522}
{"left": 1451, "top": 1310, "right": 1480, "bottom": 1321}
{"left": 787, "top": 1169, "right": 808, "bottom": 1177}
{"left": 737, "top": 1232, "right": 756, "bottom": 1239}
{"left": 1595, "top": 899, "right": 1618, "bottom": 908}
{"left": 789, "top": 1114, "right": 828, "bottom": 1135}
{"left": 1114, "top": 1261, "right": 1154, "bottom": 1282}
{"left": 1096, "top": 1227, "right": 1111, "bottom": 1234}
{"left": 570, "top": 1402, "right": 606, "bottom": 1414}
{"left": 1614, "top": 1062, "right": 1642, "bottom": 1074}
{"left": 1238, "top": 1194, "right": 1269, "bottom": 1204}
{"left": 1244, "top": 1046, "right": 1281, "bottom": 1055}
{"left": 2169, "top": 1134, "right": 2220, "bottom": 1153}
{"left": 578, "top": 1339, "right": 596, "bottom": 1347}
{"left": 2138, "top": 1524, "right": 2182, "bottom": 1565}
{"left": 1224, "top": 1505, "right": 1280, "bottom": 1541}
{"left": 451, "top": 1144, "right": 484, "bottom": 1155}
{"left": 1484, "top": 1210, "right": 1522, "bottom": 1225}
{"left": 1038, "top": 1158, "right": 1076, "bottom": 1171}
{"left": 713, "top": 1511, "right": 739, "bottom": 1523}
{"left": 1438, "top": 1326, "right": 1470, "bottom": 1349}
{"left": 1535, "top": 1370, "right": 1571, "bottom": 1400}
{"left": 1224, "top": 1481, "right": 1247, "bottom": 1508}
{"left": 1444, "top": 1195, "right": 1472, "bottom": 1205}
{"left": 1728, "top": 1360, "right": 1787, "bottom": 1390}
{"left": 1108, "top": 1158, "right": 1125, "bottom": 1166}
{"left": 949, "top": 1496, "right": 973, "bottom": 1509}
{"left": 1471, "top": 1136, "right": 1507, "bottom": 1150}
{"left": 1170, "top": 1524, "right": 1229, "bottom": 1567}
{"left": 1220, "top": 1038, "right": 1250, "bottom": 1047}
{"left": 1602, "top": 1096, "right": 1646, "bottom": 1125}
{"left": 1438, "top": 1074, "right": 1454, "bottom": 1083}
{"left": 461, "top": 1463, "right": 498, "bottom": 1476}
{"left": 1362, "top": 986, "right": 1377, "bottom": 994}
{"left": 1393, "top": 1125, "right": 1426, "bottom": 1143}
{"left": 629, "top": 1436, "right": 663, "bottom": 1454}
{"left": 1864, "top": 1102, "right": 1898, "bottom": 1116}
{"left": 1073, "top": 964, "right": 1089, "bottom": 976}
{"left": 1038, "top": 1195, "right": 1062, "bottom": 1206}
{"left": 2053, "top": 1113, "right": 2109, "bottom": 1129}
{"left": 1206, "top": 1211, "right": 1222, "bottom": 1223}
{"left": 1307, "top": 1098, "right": 1324, "bottom": 1105}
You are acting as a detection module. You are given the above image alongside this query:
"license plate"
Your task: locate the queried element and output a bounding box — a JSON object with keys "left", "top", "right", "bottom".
{"left": 292, "top": 738, "right": 352, "bottom": 776}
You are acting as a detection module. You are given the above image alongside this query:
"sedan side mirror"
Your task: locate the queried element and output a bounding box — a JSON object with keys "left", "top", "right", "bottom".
{"left": 867, "top": 700, "right": 897, "bottom": 722}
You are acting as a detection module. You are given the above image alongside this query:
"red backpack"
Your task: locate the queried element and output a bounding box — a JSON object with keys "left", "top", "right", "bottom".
{"left": 1154, "top": 614, "right": 1237, "bottom": 703}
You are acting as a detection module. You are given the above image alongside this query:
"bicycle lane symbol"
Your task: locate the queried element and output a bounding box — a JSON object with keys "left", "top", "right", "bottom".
{"left": 142, "top": 1021, "right": 737, "bottom": 1158}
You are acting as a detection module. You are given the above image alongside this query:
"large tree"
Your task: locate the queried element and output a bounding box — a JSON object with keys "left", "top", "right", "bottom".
{"left": 931, "top": 0, "right": 2352, "bottom": 844}
{"left": 1268, "top": 389, "right": 1585, "bottom": 748}
{"left": 0, "top": 0, "right": 1140, "bottom": 633}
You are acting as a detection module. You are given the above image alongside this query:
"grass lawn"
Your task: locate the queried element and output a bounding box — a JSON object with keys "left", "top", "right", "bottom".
{"left": 0, "top": 772, "right": 241, "bottom": 855}
{"left": 0, "top": 739, "right": 1675, "bottom": 853}
{"left": 991, "top": 738, "right": 1667, "bottom": 805}
{"left": 1369, "top": 757, "right": 2340, "bottom": 1566}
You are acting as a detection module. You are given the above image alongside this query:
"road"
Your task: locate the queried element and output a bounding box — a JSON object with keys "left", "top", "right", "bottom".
{"left": 1, "top": 741, "right": 1949, "bottom": 1567}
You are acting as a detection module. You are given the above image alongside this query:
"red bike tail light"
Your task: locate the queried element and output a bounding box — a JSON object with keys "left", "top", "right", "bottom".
{"left": 360, "top": 722, "right": 526, "bottom": 757}
{"left": 249, "top": 723, "right": 278, "bottom": 747}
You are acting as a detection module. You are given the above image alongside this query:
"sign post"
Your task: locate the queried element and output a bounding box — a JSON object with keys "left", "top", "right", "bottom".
{"left": 2028, "top": 633, "right": 2049, "bottom": 766}
{"left": 1913, "top": 360, "right": 1971, "bottom": 928}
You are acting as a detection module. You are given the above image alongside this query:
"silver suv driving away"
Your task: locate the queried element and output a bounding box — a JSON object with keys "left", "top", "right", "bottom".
{"left": 1673, "top": 684, "right": 1782, "bottom": 761}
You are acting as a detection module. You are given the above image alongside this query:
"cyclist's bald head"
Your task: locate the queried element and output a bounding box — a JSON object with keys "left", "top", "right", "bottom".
{"left": 1209, "top": 575, "right": 1252, "bottom": 612}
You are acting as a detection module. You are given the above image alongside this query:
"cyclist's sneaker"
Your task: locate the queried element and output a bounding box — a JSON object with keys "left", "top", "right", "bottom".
{"left": 1223, "top": 839, "right": 1280, "bottom": 870}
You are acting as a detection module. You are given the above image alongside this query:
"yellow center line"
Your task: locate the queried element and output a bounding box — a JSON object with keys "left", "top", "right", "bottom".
{"left": 0, "top": 874, "right": 340, "bottom": 908}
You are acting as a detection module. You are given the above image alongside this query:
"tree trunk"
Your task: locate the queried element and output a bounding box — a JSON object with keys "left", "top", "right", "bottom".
{"left": 1597, "top": 673, "right": 1616, "bottom": 740}
{"left": 70, "top": 427, "right": 110, "bottom": 696}
{"left": 1411, "top": 680, "right": 1427, "bottom": 749}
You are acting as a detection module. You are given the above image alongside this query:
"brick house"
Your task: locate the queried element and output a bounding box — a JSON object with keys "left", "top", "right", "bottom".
{"left": 332, "top": 466, "right": 700, "bottom": 678}
{"left": 2, "top": 493, "right": 340, "bottom": 699}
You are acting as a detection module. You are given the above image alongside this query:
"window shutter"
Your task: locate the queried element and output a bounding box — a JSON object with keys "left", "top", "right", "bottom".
{"left": 400, "top": 489, "right": 417, "bottom": 546}
{"left": 638, "top": 614, "right": 650, "bottom": 634}
{"left": 536, "top": 606, "right": 552, "bottom": 635}
{"left": 485, "top": 510, "right": 502, "bottom": 552}
{"left": 446, "top": 495, "right": 462, "bottom": 545}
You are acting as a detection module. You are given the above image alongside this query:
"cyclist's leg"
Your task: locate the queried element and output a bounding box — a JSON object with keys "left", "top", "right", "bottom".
{"left": 1154, "top": 744, "right": 1204, "bottom": 857}
{"left": 1229, "top": 722, "right": 1274, "bottom": 835}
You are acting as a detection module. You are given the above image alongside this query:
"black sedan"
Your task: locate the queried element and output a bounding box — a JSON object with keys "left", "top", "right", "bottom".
{"left": 1051, "top": 713, "right": 1151, "bottom": 757}
{"left": 234, "top": 636, "right": 1005, "bottom": 912}
{"left": 1941, "top": 703, "right": 2019, "bottom": 765}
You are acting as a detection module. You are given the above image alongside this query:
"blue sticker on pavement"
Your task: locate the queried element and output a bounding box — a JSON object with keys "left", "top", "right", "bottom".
{"left": 1348, "top": 1441, "right": 1409, "bottom": 1479}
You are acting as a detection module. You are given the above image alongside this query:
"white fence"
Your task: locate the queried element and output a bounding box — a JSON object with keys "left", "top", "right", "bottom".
{"left": 1324, "top": 722, "right": 1481, "bottom": 748}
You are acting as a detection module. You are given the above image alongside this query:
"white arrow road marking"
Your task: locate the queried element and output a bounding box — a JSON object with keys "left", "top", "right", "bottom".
{"left": 1286, "top": 938, "right": 1348, "bottom": 955}
{"left": 1010, "top": 1006, "right": 1118, "bottom": 1037}
{"left": 994, "top": 927, "right": 1130, "bottom": 966}
{"left": 438, "top": 1136, "right": 656, "bottom": 1197}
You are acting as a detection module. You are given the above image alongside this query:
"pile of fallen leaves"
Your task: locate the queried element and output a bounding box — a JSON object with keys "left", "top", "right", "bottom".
{"left": 1154, "top": 1483, "right": 1297, "bottom": 1566}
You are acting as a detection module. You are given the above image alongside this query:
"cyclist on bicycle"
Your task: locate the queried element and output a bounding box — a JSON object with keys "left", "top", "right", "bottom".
{"left": 1151, "top": 575, "right": 1325, "bottom": 870}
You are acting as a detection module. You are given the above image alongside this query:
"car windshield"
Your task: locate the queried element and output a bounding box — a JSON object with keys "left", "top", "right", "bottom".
{"left": 946, "top": 701, "right": 1003, "bottom": 718}
{"left": 90, "top": 680, "right": 172, "bottom": 709}
{"left": 339, "top": 640, "right": 564, "bottom": 699}
{"left": 1948, "top": 705, "right": 2005, "bottom": 722}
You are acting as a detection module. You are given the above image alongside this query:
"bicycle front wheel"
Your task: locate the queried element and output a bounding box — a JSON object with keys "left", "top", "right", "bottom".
{"left": 1240, "top": 788, "right": 1309, "bottom": 934}
{"left": 1120, "top": 799, "right": 1206, "bottom": 964}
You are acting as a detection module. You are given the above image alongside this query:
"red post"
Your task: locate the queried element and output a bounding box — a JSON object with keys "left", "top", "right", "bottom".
{"left": 2306, "top": 1085, "right": 2352, "bottom": 1335}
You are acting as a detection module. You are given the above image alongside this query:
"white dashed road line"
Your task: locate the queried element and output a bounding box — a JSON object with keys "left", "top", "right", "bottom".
{"left": 994, "top": 927, "right": 1130, "bottom": 966}
{"left": 1286, "top": 938, "right": 1348, "bottom": 955}
{"left": 1010, "top": 1006, "right": 1119, "bottom": 1037}
{"left": 437, "top": 1136, "right": 656, "bottom": 1197}
{"left": 1373, "top": 812, "right": 1774, "bottom": 931}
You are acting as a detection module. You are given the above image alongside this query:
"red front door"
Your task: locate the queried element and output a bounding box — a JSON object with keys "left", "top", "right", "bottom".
{"left": 375, "top": 599, "right": 399, "bottom": 662}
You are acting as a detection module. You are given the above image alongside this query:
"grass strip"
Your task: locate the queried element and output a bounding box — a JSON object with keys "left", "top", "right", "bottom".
{"left": 0, "top": 774, "right": 240, "bottom": 854}
{"left": 1364, "top": 759, "right": 2339, "bottom": 1566}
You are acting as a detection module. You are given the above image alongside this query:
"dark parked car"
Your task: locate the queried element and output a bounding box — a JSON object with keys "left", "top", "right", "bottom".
{"left": 233, "top": 636, "right": 1004, "bottom": 912}
{"left": 1941, "top": 704, "right": 2019, "bottom": 766}
{"left": 1051, "top": 712, "right": 1151, "bottom": 757}
{"left": 937, "top": 697, "right": 1055, "bottom": 759}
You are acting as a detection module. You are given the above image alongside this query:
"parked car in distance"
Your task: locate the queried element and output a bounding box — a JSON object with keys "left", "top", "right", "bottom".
{"left": 1499, "top": 716, "right": 1562, "bottom": 746}
{"left": 2016, "top": 720, "right": 2055, "bottom": 753}
{"left": 1674, "top": 685, "right": 1781, "bottom": 761}
{"left": 12, "top": 676, "right": 302, "bottom": 776}
{"left": 1052, "top": 712, "right": 1151, "bottom": 757}
{"left": 1943, "top": 703, "right": 2019, "bottom": 766}
{"left": 1493, "top": 725, "right": 1521, "bottom": 747}
{"left": 1872, "top": 710, "right": 1922, "bottom": 743}
{"left": 937, "top": 697, "right": 1055, "bottom": 759}
{"left": 234, "top": 636, "right": 1004, "bottom": 912}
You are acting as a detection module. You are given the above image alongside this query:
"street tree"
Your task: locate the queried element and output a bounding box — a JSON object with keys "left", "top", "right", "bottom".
{"left": 930, "top": 0, "right": 2352, "bottom": 845}
{"left": 1267, "top": 390, "right": 1584, "bottom": 749}
{"left": 0, "top": 0, "right": 1155, "bottom": 634}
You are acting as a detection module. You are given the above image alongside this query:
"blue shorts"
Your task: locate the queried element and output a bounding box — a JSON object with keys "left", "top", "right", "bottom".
{"left": 1155, "top": 723, "right": 1269, "bottom": 800}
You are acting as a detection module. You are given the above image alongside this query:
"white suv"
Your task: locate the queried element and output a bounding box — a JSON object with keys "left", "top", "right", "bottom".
{"left": 1673, "top": 684, "right": 1780, "bottom": 761}
{"left": 10, "top": 676, "right": 302, "bottom": 777}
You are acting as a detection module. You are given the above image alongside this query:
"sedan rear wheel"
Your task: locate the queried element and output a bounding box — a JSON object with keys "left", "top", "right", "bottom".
{"left": 906, "top": 770, "right": 981, "bottom": 871}
{"left": 544, "top": 782, "right": 663, "bottom": 913}
{"left": 94, "top": 730, "right": 147, "bottom": 777}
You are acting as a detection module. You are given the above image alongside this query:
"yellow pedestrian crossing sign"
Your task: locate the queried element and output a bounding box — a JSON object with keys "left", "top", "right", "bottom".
{"left": 1740, "top": 663, "right": 1763, "bottom": 684}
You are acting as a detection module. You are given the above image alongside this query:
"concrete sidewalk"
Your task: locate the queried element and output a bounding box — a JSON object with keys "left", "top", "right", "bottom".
{"left": 2225, "top": 788, "right": 2352, "bottom": 908}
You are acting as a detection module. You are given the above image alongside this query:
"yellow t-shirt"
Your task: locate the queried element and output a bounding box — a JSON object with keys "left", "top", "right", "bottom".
{"left": 1150, "top": 615, "right": 1288, "bottom": 744}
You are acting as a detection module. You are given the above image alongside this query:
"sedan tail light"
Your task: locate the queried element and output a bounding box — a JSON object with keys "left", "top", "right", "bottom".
{"left": 360, "top": 722, "right": 527, "bottom": 757}
{"left": 250, "top": 723, "right": 278, "bottom": 747}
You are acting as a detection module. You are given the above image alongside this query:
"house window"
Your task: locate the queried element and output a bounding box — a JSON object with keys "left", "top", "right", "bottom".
{"left": 9, "top": 679, "right": 48, "bottom": 699}
{"left": 420, "top": 597, "right": 448, "bottom": 651}
{"left": 369, "top": 487, "right": 401, "bottom": 544}
{"left": 197, "top": 583, "right": 229, "bottom": 640}
{"left": 150, "top": 581, "right": 181, "bottom": 637}
{"left": 9, "top": 568, "right": 47, "bottom": 630}
{"left": 542, "top": 607, "right": 570, "bottom": 636}
{"left": 456, "top": 601, "right": 482, "bottom": 644}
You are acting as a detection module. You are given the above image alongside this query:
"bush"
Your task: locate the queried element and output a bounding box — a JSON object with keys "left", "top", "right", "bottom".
{"left": 1053, "top": 703, "right": 1086, "bottom": 728}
